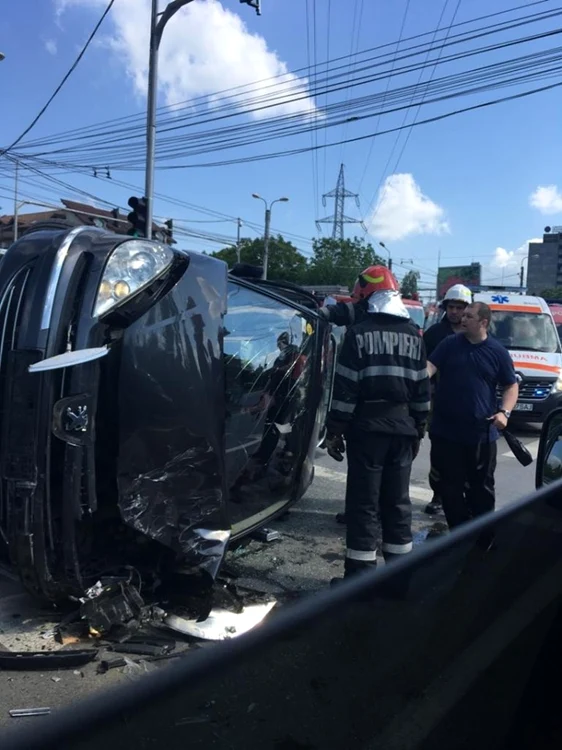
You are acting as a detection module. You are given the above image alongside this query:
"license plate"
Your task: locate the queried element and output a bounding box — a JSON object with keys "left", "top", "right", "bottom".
{"left": 513, "top": 402, "right": 534, "bottom": 412}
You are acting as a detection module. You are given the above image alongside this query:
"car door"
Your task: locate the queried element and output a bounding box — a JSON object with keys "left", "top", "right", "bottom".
{"left": 223, "top": 278, "right": 330, "bottom": 536}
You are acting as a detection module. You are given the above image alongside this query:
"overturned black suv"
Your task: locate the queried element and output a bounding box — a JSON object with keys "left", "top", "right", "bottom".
{"left": 0, "top": 224, "right": 333, "bottom": 602}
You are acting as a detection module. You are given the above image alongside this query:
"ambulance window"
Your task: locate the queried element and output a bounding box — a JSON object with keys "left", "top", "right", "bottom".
{"left": 489, "top": 312, "right": 560, "bottom": 352}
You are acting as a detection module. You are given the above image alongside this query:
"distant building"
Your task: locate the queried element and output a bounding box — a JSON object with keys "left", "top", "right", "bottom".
{"left": 527, "top": 227, "right": 562, "bottom": 295}
{"left": 0, "top": 199, "right": 168, "bottom": 249}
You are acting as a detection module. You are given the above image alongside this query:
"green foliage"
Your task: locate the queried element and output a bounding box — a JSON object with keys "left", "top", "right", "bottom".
{"left": 211, "top": 236, "right": 307, "bottom": 283}
{"left": 212, "top": 234, "right": 386, "bottom": 288}
{"left": 400, "top": 270, "right": 420, "bottom": 298}
{"left": 540, "top": 288, "right": 562, "bottom": 300}
{"left": 305, "top": 236, "right": 386, "bottom": 288}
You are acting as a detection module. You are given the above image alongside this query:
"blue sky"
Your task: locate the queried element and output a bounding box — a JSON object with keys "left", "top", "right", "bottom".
{"left": 1, "top": 0, "right": 562, "bottom": 295}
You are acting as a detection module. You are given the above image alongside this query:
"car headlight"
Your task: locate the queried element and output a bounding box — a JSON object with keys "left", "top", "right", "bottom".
{"left": 94, "top": 240, "right": 174, "bottom": 317}
{"left": 553, "top": 371, "right": 562, "bottom": 392}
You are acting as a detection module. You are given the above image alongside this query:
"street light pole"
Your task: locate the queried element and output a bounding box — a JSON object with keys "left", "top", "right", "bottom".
{"left": 252, "top": 194, "right": 289, "bottom": 280}
{"left": 144, "top": 0, "right": 258, "bottom": 240}
{"left": 236, "top": 218, "right": 242, "bottom": 263}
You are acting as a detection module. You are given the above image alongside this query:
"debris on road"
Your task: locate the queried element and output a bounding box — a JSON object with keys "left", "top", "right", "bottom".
{"left": 251, "top": 528, "right": 281, "bottom": 543}
{"left": 9, "top": 708, "right": 51, "bottom": 718}
{"left": 0, "top": 649, "right": 97, "bottom": 671}
{"left": 165, "top": 600, "right": 277, "bottom": 641}
{"left": 97, "top": 657, "right": 127, "bottom": 674}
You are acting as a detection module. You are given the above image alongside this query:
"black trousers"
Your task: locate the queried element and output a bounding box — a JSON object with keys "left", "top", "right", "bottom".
{"left": 345, "top": 432, "right": 414, "bottom": 576}
{"left": 430, "top": 436, "right": 497, "bottom": 529}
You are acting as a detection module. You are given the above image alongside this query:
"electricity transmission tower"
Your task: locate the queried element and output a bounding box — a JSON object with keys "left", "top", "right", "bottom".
{"left": 316, "top": 163, "right": 366, "bottom": 240}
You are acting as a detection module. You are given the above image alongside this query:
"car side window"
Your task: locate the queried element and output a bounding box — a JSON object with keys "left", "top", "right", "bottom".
{"left": 223, "top": 282, "right": 312, "bottom": 489}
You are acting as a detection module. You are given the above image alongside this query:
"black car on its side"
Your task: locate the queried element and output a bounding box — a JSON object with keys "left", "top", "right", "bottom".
{"left": 0, "top": 224, "right": 332, "bottom": 602}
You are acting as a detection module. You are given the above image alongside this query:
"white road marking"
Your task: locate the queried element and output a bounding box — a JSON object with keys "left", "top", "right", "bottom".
{"left": 314, "top": 464, "right": 433, "bottom": 501}
{"left": 501, "top": 438, "right": 539, "bottom": 460}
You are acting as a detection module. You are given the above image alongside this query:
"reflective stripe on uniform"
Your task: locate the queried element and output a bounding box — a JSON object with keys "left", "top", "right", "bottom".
{"left": 331, "top": 399, "right": 356, "bottom": 413}
{"left": 336, "top": 363, "right": 359, "bottom": 382}
{"left": 410, "top": 401, "right": 431, "bottom": 411}
{"left": 382, "top": 541, "right": 413, "bottom": 554}
{"left": 346, "top": 548, "right": 378, "bottom": 561}
{"left": 358, "top": 365, "right": 428, "bottom": 382}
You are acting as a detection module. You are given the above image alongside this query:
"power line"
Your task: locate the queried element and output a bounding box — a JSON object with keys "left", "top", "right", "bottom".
{"left": 364, "top": 0, "right": 456, "bottom": 220}
{"left": 0, "top": 0, "right": 115, "bottom": 155}
{"left": 9, "top": 1, "right": 557, "bottom": 157}
{"left": 67, "top": 79, "right": 562, "bottom": 170}
{"left": 357, "top": 0, "right": 412, "bottom": 197}
{"left": 18, "top": 23, "right": 562, "bottom": 171}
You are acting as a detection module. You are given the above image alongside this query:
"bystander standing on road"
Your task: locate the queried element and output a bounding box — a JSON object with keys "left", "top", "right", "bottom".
{"left": 325, "top": 267, "right": 430, "bottom": 581}
{"left": 423, "top": 284, "right": 472, "bottom": 516}
{"left": 427, "top": 302, "right": 519, "bottom": 531}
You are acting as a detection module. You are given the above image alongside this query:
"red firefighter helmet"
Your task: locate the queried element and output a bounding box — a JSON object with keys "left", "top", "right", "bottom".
{"left": 352, "top": 265, "right": 399, "bottom": 300}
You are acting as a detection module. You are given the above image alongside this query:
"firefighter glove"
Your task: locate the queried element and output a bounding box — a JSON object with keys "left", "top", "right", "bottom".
{"left": 326, "top": 431, "right": 346, "bottom": 462}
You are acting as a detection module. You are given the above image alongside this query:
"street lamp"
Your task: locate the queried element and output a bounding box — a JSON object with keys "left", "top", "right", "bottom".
{"left": 144, "top": 0, "right": 257, "bottom": 239}
{"left": 252, "top": 193, "right": 289, "bottom": 280}
{"left": 378, "top": 241, "right": 392, "bottom": 270}
{"left": 520, "top": 253, "right": 539, "bottom": 289}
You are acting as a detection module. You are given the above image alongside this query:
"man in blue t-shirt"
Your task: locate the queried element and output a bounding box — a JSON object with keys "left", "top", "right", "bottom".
{"left": 426, "top": 302, "right": 518, "bottom": 530}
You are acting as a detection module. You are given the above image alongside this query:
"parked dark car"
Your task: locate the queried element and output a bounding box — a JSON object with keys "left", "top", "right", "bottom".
{"left": 0, "top": 225, "right": 332, "bottom": 602}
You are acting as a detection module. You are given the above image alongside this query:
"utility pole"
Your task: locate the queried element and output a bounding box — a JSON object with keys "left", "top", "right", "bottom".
{"left": 316, "top": 164, "right": 366, "bottom": 240}
{"left": 145, "top": 0, "right": 260, "bottom": 240}
{"left": 378, "top": 241, "right": 392, "bottom": 271}
{"left": 236, "top": 218, "right": 242, "bottom": 263}
{"left": 13, "top": 160, "right": 19, "bottom": 242}
{"left": 252, "top": 193, "right": 289, "bottom": 280}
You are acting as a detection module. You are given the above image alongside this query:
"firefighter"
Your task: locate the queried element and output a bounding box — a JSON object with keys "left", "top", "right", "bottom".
{"left": 318, "top": 269, "right": 385, "bottom": 523}
{"left": 317, "top": 290, "right": 369, "bottom": 327}
{"left": 422, "top": 283, "right": 472, "bottom": 516}
{"left": 325, "top": 266, "right": 430, "bottom": 581}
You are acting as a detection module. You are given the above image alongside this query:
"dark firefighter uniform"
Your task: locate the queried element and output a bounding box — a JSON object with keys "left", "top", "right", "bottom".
{"left": 317, "top": 296, "right": 369, "bottom": 327}
{"left": 326, "top": 270, "right": 430, "bottom": 576}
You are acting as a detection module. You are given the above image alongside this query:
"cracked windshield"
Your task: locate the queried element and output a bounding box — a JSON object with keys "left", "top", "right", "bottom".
{"left": 1, "top": 1, "right": 562, "bottom": 749}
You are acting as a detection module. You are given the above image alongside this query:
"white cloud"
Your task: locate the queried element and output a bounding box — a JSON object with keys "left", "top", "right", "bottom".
{"left": 529, "top": 185, "right": 562, "bottom": 215}
{"left": 45, "top": 39, "right": 58, "bottom": 55}
{"left": 482, "top": 238, "right": 542, "bottom": 284}
{"left": 367, "top": 173, "right": 449, "bottom": 242}
{"left": 55, "top": 0, "right": 316, "bottom": 118}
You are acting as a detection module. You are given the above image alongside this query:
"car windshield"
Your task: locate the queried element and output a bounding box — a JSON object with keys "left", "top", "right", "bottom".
{"left": 489, "top": 311, "right": 560, "bottom": 353}
{"left": 406, "top": 306, "right": 424, "bottom": 328}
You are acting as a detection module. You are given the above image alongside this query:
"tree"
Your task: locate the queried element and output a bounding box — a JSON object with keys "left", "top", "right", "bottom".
{"left": 400, "top": 270, "right": 420, "bottom": 298}
{"left": 306, "top": 236, "right": 385, "bottom": 289}
{"left": 211, "top": 235, "right": 307, "bottom": 284}
{"left": 540, "top": 288, "right": 562, "bottom": 300}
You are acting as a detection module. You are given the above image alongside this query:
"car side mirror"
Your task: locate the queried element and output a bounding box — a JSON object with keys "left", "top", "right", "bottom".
{"left": 536, "top": 407, "right": 562, "bottom": 488}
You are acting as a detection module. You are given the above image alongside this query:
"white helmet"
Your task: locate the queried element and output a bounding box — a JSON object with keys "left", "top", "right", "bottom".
{"left": 443, "top": 284, "right": 472, "bottom": 306}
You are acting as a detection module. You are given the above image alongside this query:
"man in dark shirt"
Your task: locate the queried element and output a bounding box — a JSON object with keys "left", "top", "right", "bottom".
{"left": 427, "top": 302, "right": 518, "bottom": 530}
{"left": 423, "top": 283, "right": 472, "bottom": 516}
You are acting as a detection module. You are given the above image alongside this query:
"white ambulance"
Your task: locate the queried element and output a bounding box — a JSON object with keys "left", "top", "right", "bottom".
{"left": 473, "top": 291, "right": 562, "bottom": 423}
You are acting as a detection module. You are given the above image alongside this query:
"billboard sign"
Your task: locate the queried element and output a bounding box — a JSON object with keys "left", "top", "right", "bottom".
{"left": 437, "top": 263, "right": 481, "bottom": 298}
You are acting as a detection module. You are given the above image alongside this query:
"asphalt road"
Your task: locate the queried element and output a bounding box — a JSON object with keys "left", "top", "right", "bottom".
{"left": 0, "top": 424, "right": 542, "bottom": 731}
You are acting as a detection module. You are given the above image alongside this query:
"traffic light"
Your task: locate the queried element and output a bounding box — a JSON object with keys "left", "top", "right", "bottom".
{"left": 164, "top": 218, "right": 175, "bottom": 245}
{"left": 127, "top": 196, "right": 147, "bottom": 237}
